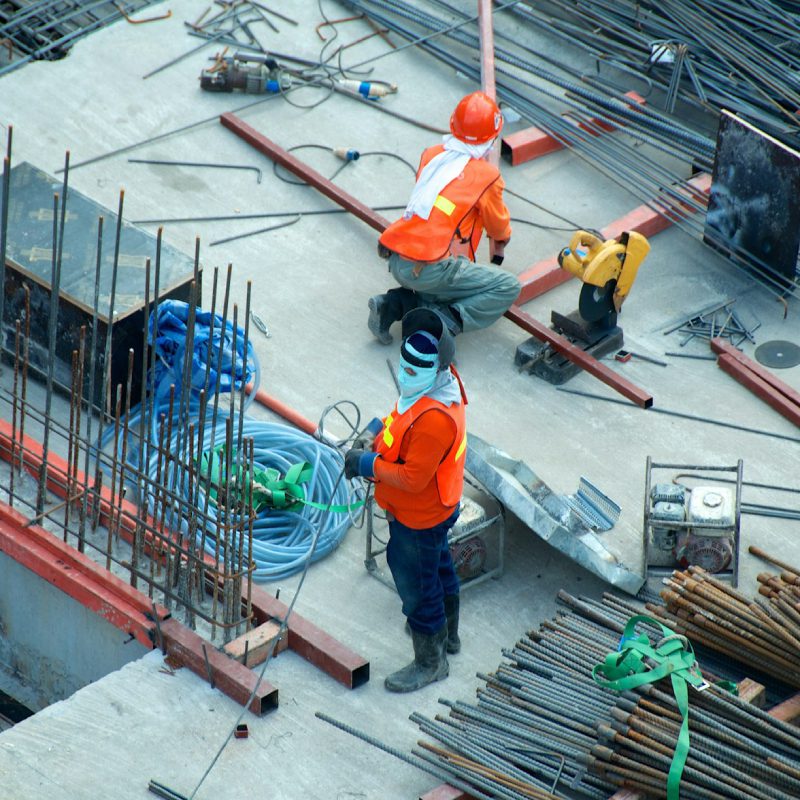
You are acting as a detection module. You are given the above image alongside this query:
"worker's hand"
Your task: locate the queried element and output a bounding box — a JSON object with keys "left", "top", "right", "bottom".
{"left": 490, "top": 239, "right": 508, "bottom": 265}
{"left": 352, "top": 417, "right": 383, "bottom": 450}
{"left": 344, "top": 449, "right": 379, "bottom": 480}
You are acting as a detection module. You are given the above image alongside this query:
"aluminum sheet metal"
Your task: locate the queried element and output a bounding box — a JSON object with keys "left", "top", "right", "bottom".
{"left": 466, "top": 432, "right": 645, "bottom": 595}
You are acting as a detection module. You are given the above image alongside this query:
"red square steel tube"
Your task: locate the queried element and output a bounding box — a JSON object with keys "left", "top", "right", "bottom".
{"left": 220, "top": 112, "right": 391, "bottom": 232}
{"left": 159, "top": 617, "right": 279, "bottom": 716}
{"left": 247, "top": 583, "right": 370, "bottom": 690}
{"left": 711, "top": 337, "right": 800, "bottom": 408}
{"left": 501, "top": 92, "right": 646, "bottom": 167}
{"left": 504, "top": 304, "right": 654, "bottom": 408}
{"left": 716, "top": 353, "right": 800, "bottom": 427}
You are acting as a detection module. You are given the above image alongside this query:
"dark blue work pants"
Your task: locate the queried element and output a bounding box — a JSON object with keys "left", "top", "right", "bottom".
{"left": 386, "top": 508, "right": 460, "bottom": 635}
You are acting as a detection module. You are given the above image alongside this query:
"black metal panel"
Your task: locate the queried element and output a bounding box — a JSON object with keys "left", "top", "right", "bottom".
{"left": 0, "top": 162, "right": 198, "bottom": 407}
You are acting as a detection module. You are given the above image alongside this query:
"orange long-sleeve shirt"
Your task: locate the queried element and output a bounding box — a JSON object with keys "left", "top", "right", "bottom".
{"left": 373, "top": 407, "right": 459, "bottom": 529}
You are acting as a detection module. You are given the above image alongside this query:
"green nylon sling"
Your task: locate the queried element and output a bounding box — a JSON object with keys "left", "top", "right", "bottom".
{"left": 592, "top": 614, "right": 708, "bottom": 800}
{"left": 201, "top": 451, "right": 363, "bottom": 514}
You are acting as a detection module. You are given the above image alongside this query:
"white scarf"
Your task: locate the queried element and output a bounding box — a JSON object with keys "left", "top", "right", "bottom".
{"left": 403, "top": 135, "right": 496, "bottom": 221}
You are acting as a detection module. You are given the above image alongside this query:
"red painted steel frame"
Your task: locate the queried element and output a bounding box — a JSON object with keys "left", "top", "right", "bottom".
{"left": 0, "top": 503, "right": 164, "bottom": 648}
{"left": 0, "top": 418, "right": 369, "bottom": 691}
{"left": 159, "top": 618, "right": 278, "bottom": 715}
{"left": 220, "top": 113, "right": 391, "bottom": 232}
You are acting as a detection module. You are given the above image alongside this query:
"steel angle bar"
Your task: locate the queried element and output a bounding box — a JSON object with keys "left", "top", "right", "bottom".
{"left": 465, "top": 432, "right": 645, "bottom": 594}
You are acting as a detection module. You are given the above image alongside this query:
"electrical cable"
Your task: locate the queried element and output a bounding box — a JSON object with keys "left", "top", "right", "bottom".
{"left": 101, "top": 300, "right": 356, "bottom": 582}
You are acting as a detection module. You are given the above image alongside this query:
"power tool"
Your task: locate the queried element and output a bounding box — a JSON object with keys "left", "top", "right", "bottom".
{"left": 200, "top": 53, "right": 292, "bottom": 94}
{"left": 515, "top": 230, "right": 650, "bottom": 384}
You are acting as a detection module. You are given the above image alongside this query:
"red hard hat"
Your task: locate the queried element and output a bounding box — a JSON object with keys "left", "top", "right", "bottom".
{"left": 450, "top": 91, "right": 503, "bottom": 144}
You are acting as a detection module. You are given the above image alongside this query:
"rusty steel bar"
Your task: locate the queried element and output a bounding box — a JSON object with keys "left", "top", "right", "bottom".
{"left": 220, "top": 112, "right": 391, "bottom": 232}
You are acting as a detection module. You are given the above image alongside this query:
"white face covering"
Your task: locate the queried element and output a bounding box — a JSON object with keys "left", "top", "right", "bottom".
{"left": 396, "top": 332, "right": 440, "bottom": 413}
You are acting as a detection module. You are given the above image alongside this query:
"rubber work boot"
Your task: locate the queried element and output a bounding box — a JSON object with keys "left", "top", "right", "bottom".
{"left": 404, "top": 604, "right": 460, "bottom": 655}
{"left": 385, "top": 626, "right": 449, "bottom": 693}
{"left": 367, "top": 294, "right": 395, "bottom": 345}
{"left": 444, "top": 594, "right": 461, "bottom": 654}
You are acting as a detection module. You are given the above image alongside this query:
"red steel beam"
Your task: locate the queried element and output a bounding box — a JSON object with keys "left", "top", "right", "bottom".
{"left": 247, "top": 583, "right": 370, "bottom": 689}
{"left": 159, "top": 617, "right": 279, "bottom": 715}
{"left": 716, "top": 353, "right": 800, "bottom": 427}
{"left": 0, "top": 418, "right": 370, "bottom": 689}
{"left": 505, "top": 304, "right": 654, "bottom": 408}
{"left": 711, "top": 337, "right": 800, "bottom": 408}
{"left": 516, "top": 173, "right": 713, "bottom": 305}
{"left": 220, "top": 112, "right": 391, "bottom": 232}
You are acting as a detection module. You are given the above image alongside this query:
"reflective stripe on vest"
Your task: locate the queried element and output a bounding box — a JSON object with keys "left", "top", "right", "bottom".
{"left": 376, "top": 396, "right": 466, "bottom": 507}
{"left": 378, "top": 144, "right": 500, "bottom": 263}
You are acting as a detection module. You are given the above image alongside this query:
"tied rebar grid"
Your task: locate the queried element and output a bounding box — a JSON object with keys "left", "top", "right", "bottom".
{"left": 407, "top": 589, "right": 800, "bottom": 799}
{"left": 343, "top": 0, "right": 800, "bottom": 302}
{"left": 0, "top": 140, "right": 255, "bottom": 644}
{"left": 0, "top": 0, "right": 165, "bottom": 76}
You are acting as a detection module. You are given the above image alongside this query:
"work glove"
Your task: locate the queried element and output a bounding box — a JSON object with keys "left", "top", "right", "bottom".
{"left": 344, "top": 448, "right": 379, "bottom": 480}
{"left": 352, "top": 417, "right": 383, "bottom": 451}
{"left": 490, "top": 238, "right": 508, "bottom": 265}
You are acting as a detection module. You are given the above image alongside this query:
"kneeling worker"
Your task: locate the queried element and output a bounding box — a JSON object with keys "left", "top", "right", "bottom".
{"left": 346, "top": 309, "right": 466, "bottom": 692}
{"left": 369, "top": 90, "right": 521, "bottom": 344}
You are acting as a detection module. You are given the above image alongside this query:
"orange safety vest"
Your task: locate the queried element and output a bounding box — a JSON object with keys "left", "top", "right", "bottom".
{"left": 378, "top": 144, "right": 501, "bottom": 263}
{"left": 375, "top": 389, "right": 467, "bottom": 508}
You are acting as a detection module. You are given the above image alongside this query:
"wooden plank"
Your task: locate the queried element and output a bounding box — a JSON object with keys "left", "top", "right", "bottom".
{"left": 223, "top": 620, "right": 288, "bottom": 666}
{"left": 767, "top": 691, "right": 800, "bottom": 723}
{"left": 737, "top": 677, "right": 766, "bottom": 708}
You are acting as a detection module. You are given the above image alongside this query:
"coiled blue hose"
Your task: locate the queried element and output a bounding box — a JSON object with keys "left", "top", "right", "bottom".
{"left": 103, "top": 300, "right": 352, "bottom": 581}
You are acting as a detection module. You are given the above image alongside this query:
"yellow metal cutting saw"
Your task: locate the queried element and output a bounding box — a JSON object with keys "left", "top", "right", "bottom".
{"left": 558, "top": 230, "right": 651, "bottom": 322}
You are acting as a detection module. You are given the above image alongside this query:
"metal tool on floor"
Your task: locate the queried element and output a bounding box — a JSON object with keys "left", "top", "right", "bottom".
{"left": 200, "top": 53, "right": 292, "bottom": 94}
{"left": 643, "top": 456, "right": 743, "bottom": 586}
{"left": 516, "top": 230, "right": 650, "bottom": 384}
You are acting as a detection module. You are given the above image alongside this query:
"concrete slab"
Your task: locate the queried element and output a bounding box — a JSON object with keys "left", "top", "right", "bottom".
{"left": 1, "top": 1, "right": 799, "bottom": 798}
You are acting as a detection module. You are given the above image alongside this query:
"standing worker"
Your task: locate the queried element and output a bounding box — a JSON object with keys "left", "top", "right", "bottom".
{"left": 368, "top": 91, "right": 521, "bottom": 345}
{"left": 346, "top": 308, "right": 466, "bottom": 692}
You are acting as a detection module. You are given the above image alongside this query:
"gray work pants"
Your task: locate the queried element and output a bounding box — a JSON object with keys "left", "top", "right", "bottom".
{"left": 388, "top": 252, "right": 520, "bottom": 333}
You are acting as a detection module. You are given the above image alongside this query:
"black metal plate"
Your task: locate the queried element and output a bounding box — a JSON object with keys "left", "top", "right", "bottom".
{"left": 754, "top": 340, "right": 800, "bottom": 369}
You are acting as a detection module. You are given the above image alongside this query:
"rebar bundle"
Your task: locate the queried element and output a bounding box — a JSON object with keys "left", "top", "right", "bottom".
{"left": 344, "top": 0, "right": 799, "bottom": 300}
{"left": 650, "top": 565, "right": 800, "bottom": 688}
{"left": 409, "top": 590, "right": 800, "bottom": 799}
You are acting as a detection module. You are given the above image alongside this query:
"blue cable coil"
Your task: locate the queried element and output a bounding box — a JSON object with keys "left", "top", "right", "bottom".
{"left": 103, "top": 300, "right": 351, "bottom": 581}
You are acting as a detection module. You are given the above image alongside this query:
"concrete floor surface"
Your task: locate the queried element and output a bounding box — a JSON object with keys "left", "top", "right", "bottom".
{"left": 1, "top": 1, "right": 799, "bottom": 798}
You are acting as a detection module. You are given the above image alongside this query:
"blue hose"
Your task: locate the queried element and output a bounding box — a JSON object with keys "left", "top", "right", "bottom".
{"left": 102, "top": 300, "right": 352, "bottom": 581}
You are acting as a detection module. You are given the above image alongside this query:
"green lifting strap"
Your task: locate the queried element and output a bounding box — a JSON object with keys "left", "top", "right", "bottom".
{"left": 200, "top": 450, "right": 363, "bottom": 514}
{"left": 592, "top": 614, "right": 707, "bottom": 800}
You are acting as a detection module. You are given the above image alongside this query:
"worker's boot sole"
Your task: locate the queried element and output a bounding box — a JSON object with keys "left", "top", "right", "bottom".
{"left": 368, "top": 296, "right": 393, "bottom": 345}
